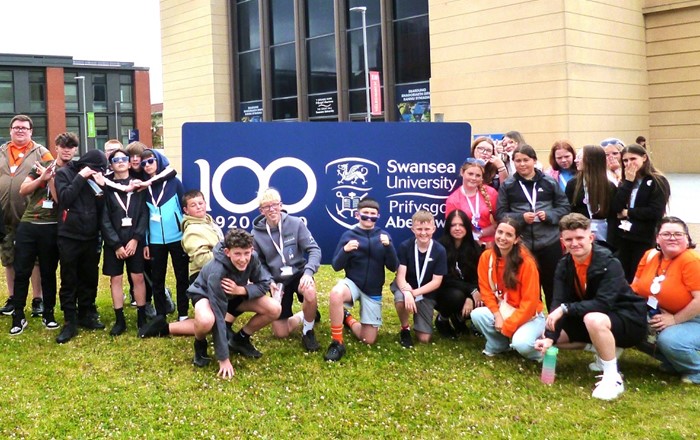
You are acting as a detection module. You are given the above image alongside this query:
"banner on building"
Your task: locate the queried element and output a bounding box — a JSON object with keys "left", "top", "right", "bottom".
{"left": 87, "top": 112, "right": 96, "bottom": 138}
{"left": 370, "top": 71, "right": 382, "bottom": 116}
{"left": 396, "top": 82, "right": 430, "bottom": 122}
{"left": 182, "top": 122, "right": 471, "bottom": 263}
{"left": 240, "top": 102, "right": 263, "bottom": 122}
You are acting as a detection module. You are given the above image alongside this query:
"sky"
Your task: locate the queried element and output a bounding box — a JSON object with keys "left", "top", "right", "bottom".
{"left": 0, "top": 0, "right": 163, "bottom": 102}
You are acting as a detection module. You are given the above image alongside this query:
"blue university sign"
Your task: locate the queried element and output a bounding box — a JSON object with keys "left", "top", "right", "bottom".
{"left": 182, "top": 122, "right": 471, "bottom": 263}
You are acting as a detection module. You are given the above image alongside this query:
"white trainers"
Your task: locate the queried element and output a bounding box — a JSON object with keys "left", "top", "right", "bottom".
{"left": 588, "top": 347, "right": 625, "bottom": 372}
{"left": 592, "top": 374, "right": 625, "bottom": 400}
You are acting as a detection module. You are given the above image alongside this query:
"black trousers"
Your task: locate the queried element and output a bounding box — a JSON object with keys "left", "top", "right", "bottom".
{"left": 57, "top": 236, "right": 100, "bottom": 322}
{"left": 531, "top": 240, "right": 563, "bottom": 312}
{"left": 149, "top": 241, "right": 190, "bottom": 317}
{"left": 12, "top": 222, "right": 59, "bottom": 314}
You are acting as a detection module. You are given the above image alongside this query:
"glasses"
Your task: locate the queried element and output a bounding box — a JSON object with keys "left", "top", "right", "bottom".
{"left": 260, "top": 202, "right": 282, "bottom": 212}
{"left": 600, "top": 139, "right": 623, "bottom": 147}
{"left": 475, "top": 147, "right": 492, "bottom": 154}
{"left": 140, "top": 158, "right": 157, "bottom": 167}
{"left": 658, "top": 232, "right": 686, "bottom": 240}
{"left": 359, "top": 214, "right": 379, "bottom": 222}
{"left": 111, "top": 156, "right": 129, "bottom": 164}
{"left": 11, "top": 126, "right": 31, "bottom": 132}
{"left": 463, "top": 158, "right": 486, "bottom": 166}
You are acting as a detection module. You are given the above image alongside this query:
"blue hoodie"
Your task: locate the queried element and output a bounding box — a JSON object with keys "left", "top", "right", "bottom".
{"left": 144, "top": 149, "right": 184, "bottom": 245}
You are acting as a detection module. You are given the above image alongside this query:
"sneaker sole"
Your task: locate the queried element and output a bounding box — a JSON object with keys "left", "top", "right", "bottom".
{"left": 9, "top": 321, "right": 28, "bottom": 336}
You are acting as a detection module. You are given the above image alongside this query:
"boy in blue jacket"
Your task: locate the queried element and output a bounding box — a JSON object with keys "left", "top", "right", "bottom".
{"left": 324, "top": 197, "right": 399, "bottom": 361}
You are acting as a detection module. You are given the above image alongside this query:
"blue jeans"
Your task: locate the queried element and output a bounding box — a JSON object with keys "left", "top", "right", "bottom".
{"left": 471, "top": 306, "right": 545, "bottom": 361}
{"left": 655, "top": 315, "right": 700, "bottom": 383}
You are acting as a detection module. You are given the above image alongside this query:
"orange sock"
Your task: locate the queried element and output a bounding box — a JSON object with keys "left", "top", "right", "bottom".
{"left": 331, "top": 325, "right": 344, "bottom": 344}
{"left": 344, "top": 313, "right": 358, "bottom": 328}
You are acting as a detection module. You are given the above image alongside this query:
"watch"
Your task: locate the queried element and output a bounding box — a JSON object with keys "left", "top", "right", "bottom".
{"left": 560, "top": 303, "right": 569, "bottom": 314}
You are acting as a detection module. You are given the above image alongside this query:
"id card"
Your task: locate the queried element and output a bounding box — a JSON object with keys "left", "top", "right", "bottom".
{"left": 150, "top": 214, "right": 161, "bottom": 222}
{"left": 121, "top": 217, "right": 133, "bottom": 227}
{"left": 619, "top": 220, "right": 632, "bottom": 232}
{"left": 10, "top": 165, "right": 17, "bottom": 174}
{"left": 42, "top": 200, "right": 54, "bottom": 209}
{"left": 647, "top": 296, "right": 659, "bottom": 309}
{"left": 280, "top": 266, "right": 293, "bottom": 277}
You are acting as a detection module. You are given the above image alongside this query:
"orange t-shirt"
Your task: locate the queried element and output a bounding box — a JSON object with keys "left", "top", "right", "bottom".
{"left": 632, "top": 249, "right": 700, "bottom": 314}
{"left": 573, "top": 252, "right": 593, "bottom": 300}
{"left": 7, "top": 141, "right": 53, "bottom": 175}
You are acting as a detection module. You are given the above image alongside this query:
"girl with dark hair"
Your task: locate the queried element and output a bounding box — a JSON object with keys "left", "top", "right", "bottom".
{"left": 471, "top": 137, "right": 508, "bottom": 190}
{"left": 445, "top": 159, "right": 498, "bottom": 247}
{"left": 499, "top": 130, "right": 527, "bottom": 175}
{"left": 545, "top": 140, "right": 577, "bottom": 191}
{"left": 433, "top": 209, "right": 483, "bottom": 338}
{"left": 612, "top": 144, "right": 670, "bottom": 282}
{"left": 631, "top": 216, "right": 700, "bottom": 384}
{"left": 496, "top": 144, "right": 571, "bottom": 310}
{"left": 470, "top": 217, "right": 545, "bottom": 360}
{"left": 566, "top": 145, "right": 618, "bottom": 245}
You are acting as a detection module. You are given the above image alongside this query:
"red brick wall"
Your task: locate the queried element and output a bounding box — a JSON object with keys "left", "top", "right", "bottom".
{"left": 134, "top": 70, "right": 152, "bottom": 147}
{"left": 45, "top": 67, "right": 66, "bottom": 155}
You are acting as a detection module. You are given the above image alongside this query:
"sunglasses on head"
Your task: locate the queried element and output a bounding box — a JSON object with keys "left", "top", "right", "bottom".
{"left": 463, "top": 157, "right": 486, "bottom": 167}
{"left": 111, "top": 156, "right": 129, "bottom": 164}
{"left": 600, "top": 139, "right": 623, "bottom": 147}
{"left": 359, "top": 214, "right": 379, "bottom": 222}
{"left": 140, "top": 158, "right": 157, "bottom": 167}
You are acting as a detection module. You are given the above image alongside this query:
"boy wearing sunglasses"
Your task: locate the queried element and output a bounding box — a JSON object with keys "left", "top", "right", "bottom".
{"left": 324, "top": 197, "right": 399, "bottom": 361}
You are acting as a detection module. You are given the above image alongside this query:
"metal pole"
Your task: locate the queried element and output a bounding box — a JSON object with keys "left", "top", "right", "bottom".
{"left": 114, "top": 100, "right": 120, "bottom": 144}
{"left": 75, "top": 76, "right": 88, "bottom": 150}
{"left": 350, "top": 7, "right": 371, "bottom": 122}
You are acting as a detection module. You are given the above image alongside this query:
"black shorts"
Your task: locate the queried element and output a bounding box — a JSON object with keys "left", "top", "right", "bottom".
{"left": 278, "top": 272, "right": 308, "bottom": 320}
{"left": 102, "top": 242, "right": 145, "bottom": 276}
{"left": 560, "top": 311, "right": 646, "bottom": 348}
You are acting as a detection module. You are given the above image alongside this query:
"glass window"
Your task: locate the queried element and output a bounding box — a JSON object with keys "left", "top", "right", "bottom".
{"left": 64, "top": 83, "right": 79, "bottom": 112}
{"left": 347, "top": 26, "right": 382, "bottom": 90}
{"left": 28, "top": 71, "right": 46, "bottom": 113}
{"left": 238, "top": 51, "right": 262, "bottom": 102}
{"left": 272, "top": 97, "right": 298, "bottom": 120}
{"left": 270, "top": 0, "right": 295, "bottom": 45}
{"left": 93, "top": 74, "right": 107, "bottom": 112}
{"left": 0, "top": 116, "right": 11, "bottom": 145}
{"left": 306, "top": 0, "right": 334, "bottom": 37}
{"left": 119, "top": 84, "right": 133, "bottom": 112}
{"left": 307, "top": 35, "right": 336, "bottom": 94}
{"left": 0, "top": 71, "right": 13, "bottom": 113}
{"left": 348, "top": 0, "right": 380, "bottom": 28}
{"left": 95, "top": 115, "right": 109, "bottom": 150}
{"left": 237, "top": 0, "right": 260, "bottom": 51}
{"left": 394, "top": 16, "right": 430, "bottom": 84}
{"left": 271, "top": 43, "right": 297, "bottom": 98}
{"left": 30, "top": 116, "right": 47, "bottom": 147}
{"left": 66, "top": 116, "right": 80, "bottom": 138}
{"left": 120, "top": 116, "right": 133, "bottom": 146}
{"left": 393, "top": 0, "right": 428, "bottom": 19}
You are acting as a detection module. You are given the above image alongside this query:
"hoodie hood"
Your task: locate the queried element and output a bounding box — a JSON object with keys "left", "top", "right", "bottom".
{"left": 145, "top": 148, "right": 170, "bottom": 174}
{"left": 69, "top": 149, "right": 108, "bottom": 172}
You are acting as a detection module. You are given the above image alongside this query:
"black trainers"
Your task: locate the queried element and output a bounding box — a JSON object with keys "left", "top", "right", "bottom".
{"left": 435, "top": 316, "right": 457, "bottom": 339}
{"left": 138, "top": 315, "right": 168, "bottom": 338}
{"left": 399, "top": 328, "right": 414, "bottom": 348}
{"left": 78, "top": 314, "right": 105, "bottom": 330}
{"left": 301, "top": 329, "right": 320, "bottom": 352}
{"left": 31, "top": 298, "right": 44, "bottom": 317}
{"left": 9, "top": 314, "right": 27, "bottom": 336}
{"left": 164, "top": 288, "right": 176, "bottom": 315}
{"left": 193, "top": 338, "right": 212, "bottom": 367}
{"left": 42, "top": 311, "right": 60, "bottom": 330}
{"left": 144, "top": 303, "right": 157, "bottom": 319}
{"left": 0, "top": 298, "right": 14, "bottom": 315}
{"left": 450, "top": 314, "right": 470, "bottom": 336}
{"left": 56, "top": 323, "right": 77, "bottom": 344}
{"left": 110, "top": 319, "right": 127, "bottom": 336}
{"left": 229, "top": 333, "right": 263, "bottom": 358}
{"left": 324, "top": 340, "right": 346, "bottom": 361}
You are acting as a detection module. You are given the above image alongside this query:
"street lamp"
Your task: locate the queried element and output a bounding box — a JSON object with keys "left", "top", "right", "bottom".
{"left": 114, "top": 100, "right": 121, "bottom": 143}
{"left": 75, "top": 76, "right": 88, "bottom": 149}
{"left": 349, "top": 6, "right": 371, "bottom": 122}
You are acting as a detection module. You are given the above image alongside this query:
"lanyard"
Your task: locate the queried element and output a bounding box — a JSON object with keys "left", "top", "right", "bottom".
{"left": 114, "top": 191, "right": 133, "bottom": 217}
{"left": 582, "top": 181, "right": 598, "bottom": 218}
{"left": 461, "top": 187, "right": 480, "bottom": 228}
{"left": 266, "top": 220, "right": 286, "bottom": 266}
{"left": 148, "top": 180, "right": 167, "bottom": 207}
{"left": 414, "top": 239, "right": 433, "bottom": 288}
{"left": 518, "top": 180, "right": 538, "bottom": 211}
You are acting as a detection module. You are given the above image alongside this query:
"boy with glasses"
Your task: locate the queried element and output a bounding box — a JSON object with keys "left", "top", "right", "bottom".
{"left": 324, "top": 197, "right": 399, "bottom": 361}
{"left": 252, "top": 188, "right": 322, "bottom": 353}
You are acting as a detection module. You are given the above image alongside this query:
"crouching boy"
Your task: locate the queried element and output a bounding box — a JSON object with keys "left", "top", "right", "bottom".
{"left": 186, "top": 229, "right": 280, "bottom": 378}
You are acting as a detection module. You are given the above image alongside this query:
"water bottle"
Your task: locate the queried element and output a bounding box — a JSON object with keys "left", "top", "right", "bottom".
{"left": 647, "top": 308, "right": 660, "bottom": 345}
{"left": 540, "top": 346, "right": 558, "bottom": 384}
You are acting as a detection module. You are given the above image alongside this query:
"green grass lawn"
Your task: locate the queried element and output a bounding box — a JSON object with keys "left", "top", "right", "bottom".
{"left": 0, "top": 265, "right": 697, "bottom": 439}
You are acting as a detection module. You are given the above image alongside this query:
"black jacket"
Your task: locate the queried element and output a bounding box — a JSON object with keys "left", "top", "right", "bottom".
{"left": 544, "top": 243, "right": 646, "bottom": 342}
{"left": 612, "top": 175, "right": 669, "bottom": 245}
{"left": 55, "top": 151, "right": 108, "bottom": 241}
{"left": 100, "top": 177, "right": 148, "bottom": 249}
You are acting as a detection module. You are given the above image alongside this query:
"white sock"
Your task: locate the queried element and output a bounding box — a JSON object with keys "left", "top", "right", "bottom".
{"left": 600, "top": 358, "right": 619, "bottom": 379}
{"left": 178, "top": 316, "right": 188, "bottom": 322}
{"left": 303, "top": 318, "right": 314, "bottom": 335}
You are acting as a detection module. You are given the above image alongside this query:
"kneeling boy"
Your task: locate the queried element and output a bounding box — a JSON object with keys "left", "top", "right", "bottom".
{"left": 186, "top": 229, "right": 280, "bottom": 377}
{"left": 535, "top": 213, "right": 646, "bottom": 400}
